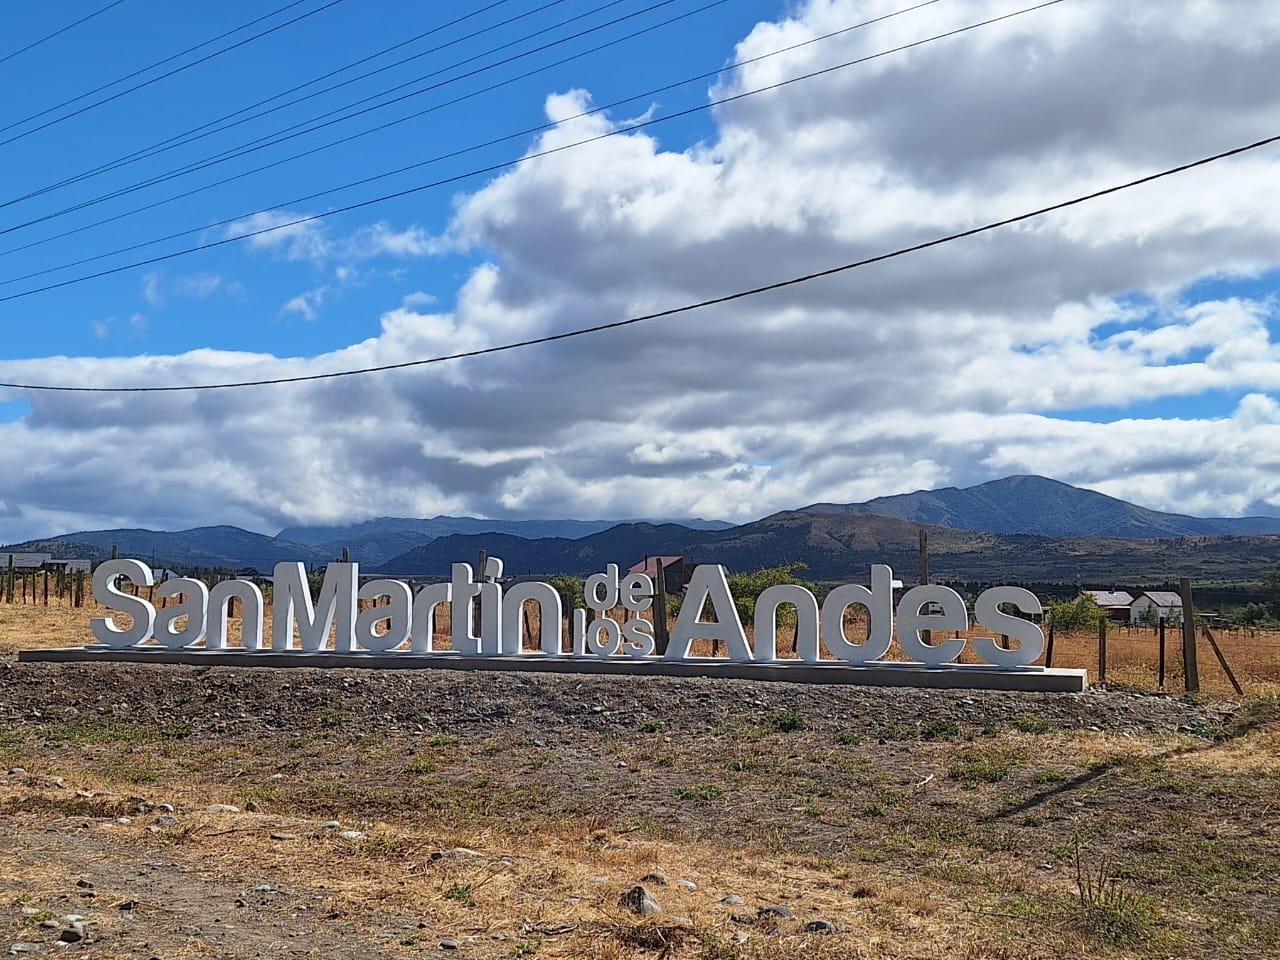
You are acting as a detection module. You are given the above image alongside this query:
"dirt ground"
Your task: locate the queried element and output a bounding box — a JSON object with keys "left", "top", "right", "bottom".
{"left": 1, "top": 595, "right": 1278, "bottom": 958}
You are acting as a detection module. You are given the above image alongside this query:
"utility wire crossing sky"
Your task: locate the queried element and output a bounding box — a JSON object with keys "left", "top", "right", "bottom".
{"left": 0, "top": 0, "right": 1277, "bottom": 538}
{"left": 0, "top": 119, "right": 1274, "bottom": 390}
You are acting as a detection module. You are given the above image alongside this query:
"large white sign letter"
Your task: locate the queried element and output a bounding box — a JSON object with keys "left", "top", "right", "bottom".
{"left": 272, "top": 562, "right": 358, "bottom": 652}
{"left": 668, "top": 565, "right": 752, "bottom": 662}
{"left": 91, "top": 559, "right": 156, "bottom": 648}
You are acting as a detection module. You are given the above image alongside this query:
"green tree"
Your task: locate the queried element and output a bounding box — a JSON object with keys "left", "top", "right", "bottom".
{"left": 1234, "top": 602, "right": 1270, "bottom": 626}
{"left": 1264, "top": 565, "right": 1280, "bottom": 613}
{"left": 547, "top": 575, "right": 585, "bottom": 614}
{"left": 1045, "top": 595, "right": 1107, "bottom": 632}
{"left": 726, "top": 563, "right": 818, "bottom": 625}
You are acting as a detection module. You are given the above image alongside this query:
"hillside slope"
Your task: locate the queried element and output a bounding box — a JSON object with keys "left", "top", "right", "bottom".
{"left": 377, "top": 511, "right": 1280, "bottom": 583}
{"left": 804, "top": 475, "right": 1280, "bottom": 539}
{"left": 279, "top": 515, "right": 732, "bottom": 546}
{"left": 3, "top": 527, "right": 331, "bottom": 571}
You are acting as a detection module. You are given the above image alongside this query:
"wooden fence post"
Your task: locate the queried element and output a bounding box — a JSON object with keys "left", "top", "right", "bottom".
{"left": 5, "top": 554, "right": 13, "bottom": 604}
{"left": 42, "top": 571, "right": 48, "bottom": 607}
{"left": 918, "top": 529, "right": 931, "bottom": 645}
{"left": 475, "top": 549, "right": 487, "bottom": 642}
{"left": 652, "top": 560, "right": 670, "bottom": 655}
{"left": 1157, "top": 617, "right": 1166, "bottom": 690}
{"left": 1045, "top": 616, "right": 1055, "bottom": 668}
{"left": 1179, "top": 578, "right": 1200, "bottom": 694}
{"left": 1200, "top": 625, "right": 1244, "bottom": 696}
{"left": 1098, "top": 617, "right": 1108, "bottom": 684}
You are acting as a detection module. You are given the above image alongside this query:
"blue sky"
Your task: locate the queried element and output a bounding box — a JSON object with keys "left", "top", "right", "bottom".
{"left": 0, "top": 0, "right": 782, "bottom": 360}
{"left": 2, "top": 0, "right": 1280, "bottom": 538}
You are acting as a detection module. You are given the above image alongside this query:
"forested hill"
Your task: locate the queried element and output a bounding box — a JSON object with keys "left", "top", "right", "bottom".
{"left": 804, "top": 475, "right": 1280, "bottom": 539}
{"left": 377, "top": 511, "right": 1280, "bottom": 583}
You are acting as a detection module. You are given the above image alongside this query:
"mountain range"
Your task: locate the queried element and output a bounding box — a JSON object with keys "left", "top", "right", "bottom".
{"left": 375, "top": 512, "right": 1280, "bottom": 583}
{"left": 5, "top": 475, "right": 1279, "bottom": 583}
{"left": 276, "top": 515, "right": 732, "bottom": 564}
{"left": 1, "top": 515, "right": 734, "bottom": 571}
{"left": 6, "top": 527, "right": 332, "bottom": 571}
{"left": 804, "top": 475, "right": 1280, "bottom": 538}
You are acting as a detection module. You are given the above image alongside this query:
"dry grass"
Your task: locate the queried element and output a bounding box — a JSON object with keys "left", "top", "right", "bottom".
{"left": 2, "top": 586, "right": 1279, "bottom": 956}
{"left": 2, "top": 695, "right": 1277, "bottom": 958}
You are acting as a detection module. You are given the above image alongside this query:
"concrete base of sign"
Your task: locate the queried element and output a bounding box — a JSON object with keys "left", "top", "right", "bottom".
{"left": 18, "top": 647, "right": 1089, "bottom": 692}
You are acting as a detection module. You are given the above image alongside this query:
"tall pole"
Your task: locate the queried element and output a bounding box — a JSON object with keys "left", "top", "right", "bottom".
{"left": 918, "top": 529, "right": 930, "bottom": 645}
{"left": 475, "top": 549, "right": 487, "bottom": 643}
{"left": 1098, "top": 616, "right": 1108, "bottom": 684}
{"left": 652, "top": 559, "right": 670, "bottom": 655}
{"left": 1179, "top": 578, "right": 1200, "bottom": 693}
{"left": 1157, "top": 617, "right": 1166, "bottom": 690}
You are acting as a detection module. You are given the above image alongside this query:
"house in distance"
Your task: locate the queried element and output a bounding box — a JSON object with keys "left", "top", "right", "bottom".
{"left": 1082, "top": 590, "right": 1135, "bottom": 622}
{"left": 1129, "top": 591, "right": 1183, "bottom": 624}
{"left": 1082, "top": 589, "right": 1184, "bottom": 624}
{"left": 628, "top": 556, "right": 695, "bottom": 595}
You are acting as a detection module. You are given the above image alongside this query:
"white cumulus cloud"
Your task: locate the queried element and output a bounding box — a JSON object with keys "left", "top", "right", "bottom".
{"left": 3, "top": 0, "right": 1280, "bottom": 539}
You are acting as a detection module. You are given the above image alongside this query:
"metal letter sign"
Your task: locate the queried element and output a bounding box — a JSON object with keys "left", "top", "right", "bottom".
{"left": 19, "top": 558, "right": 1087, "bottom": 692}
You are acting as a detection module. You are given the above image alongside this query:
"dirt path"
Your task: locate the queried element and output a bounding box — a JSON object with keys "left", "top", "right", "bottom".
{"left": 2, "top": 813, "right": 491, "bottom": 959}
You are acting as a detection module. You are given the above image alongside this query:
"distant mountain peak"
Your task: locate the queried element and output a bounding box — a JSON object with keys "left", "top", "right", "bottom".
{"left": 802, "top": 475, "right": 1280, "bottom": 540}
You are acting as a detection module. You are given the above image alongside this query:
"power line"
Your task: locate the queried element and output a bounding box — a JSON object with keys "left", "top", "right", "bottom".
{"left": 0, "top": 0, "right": 734, "bottom": 264}
{"left": 0, "top": 0, "right": 936, "bottom": 277}
{"left": 111, "top": 0, "right": 625, "bottom": 175}
{"left": 2, "top": 0, "right": 540, "bottom": 207}
{"left": 0, "top": 0, "right": 697, "bottom": 233}
{"left": 0, "top": 0, "right": 1028, "bottom": 283}
{"left": 0, "top": 0, "right": 350, "bottom": 146}
{"left": 0, "top": 0, "right": 130, "bottom": 67}
{"left": 0, "top": 0, "right": 317, "bottom": 136}
{"left": 2, "top": 131, "right": 1274, "bottom": 394}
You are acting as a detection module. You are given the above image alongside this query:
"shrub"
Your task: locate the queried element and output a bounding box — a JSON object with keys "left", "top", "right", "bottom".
{"left": 547, "top": 575, "right": 585, "bottom": 613}
{"left": 1231, "top": 602, "right": 1271, "bottom": 626}
{"left": 1013, "top": 714, "right": 1053, "bottom": 734}
{"left": 920, "top": 718, "right": 961, "bottom": 740}
{"left": 161, "top": 721, "right": 196, "bottom": 740}
{"left": 770, "top": 710, "right": 805, "bottom": 733}
{"left": 948, "top": 749, "right": 1015, "bottom": 787}
{"left": 404, "top": 756, "right": 436, "bottom": 775}
{"left": 1045, "top": 595, "right": 1106, "bottom": 632}
{"left": 726, "top": 563, "right": 818, "bottom": 625}
{"left": 1068, "top": 836, "right": 1159, "bottom": 946}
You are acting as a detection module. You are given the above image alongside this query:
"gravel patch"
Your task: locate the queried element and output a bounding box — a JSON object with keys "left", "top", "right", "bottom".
{"left": 0, "top": 660, "right": 1230, "bottom": 737}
